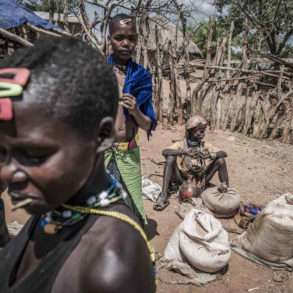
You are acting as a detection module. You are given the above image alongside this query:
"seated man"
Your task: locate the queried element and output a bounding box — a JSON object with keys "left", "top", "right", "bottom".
{"left": 154, "top": 115, "right": 229, "bottom": 211}
{"left": 0, "top": 37, "right": 155, "bottom": 293}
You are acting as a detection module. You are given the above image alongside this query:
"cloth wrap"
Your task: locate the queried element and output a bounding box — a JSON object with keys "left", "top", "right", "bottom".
{"left": 107, "top": 55, "right": 157, "bottom": 136}
{"left": 105, "top": 56, "right": 157, "bottom": 223}
{"left": 105, "top": 148, "right": 145, "bottom": 223}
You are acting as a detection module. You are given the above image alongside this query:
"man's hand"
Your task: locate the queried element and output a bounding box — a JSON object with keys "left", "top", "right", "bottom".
{"left": 120, "top": 94, "right": 137, "bottom": 114}
{"left": 183, "top": 148, "right": 193, "bottom": 157}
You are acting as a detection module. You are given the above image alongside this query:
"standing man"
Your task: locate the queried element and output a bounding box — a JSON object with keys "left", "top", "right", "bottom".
{"left": 107, "top": 14, "right": 157, "bottom": 224}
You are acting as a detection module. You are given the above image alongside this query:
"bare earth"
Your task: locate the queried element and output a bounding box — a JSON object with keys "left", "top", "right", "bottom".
{"left": 141, "top": 124, "right": 293, "bottom": 293}
{"left": 3, "top": 124, "right": 293, "bottom": 293}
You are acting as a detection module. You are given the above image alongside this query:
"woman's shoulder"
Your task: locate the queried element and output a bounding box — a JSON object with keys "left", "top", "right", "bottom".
{"left": 78, "top": 203, "right": 155, "bottom": 292}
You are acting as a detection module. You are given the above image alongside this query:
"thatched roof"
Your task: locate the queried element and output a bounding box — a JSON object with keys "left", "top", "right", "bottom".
{"left": 148, "top": 16, "right": 202, "bottom": 57}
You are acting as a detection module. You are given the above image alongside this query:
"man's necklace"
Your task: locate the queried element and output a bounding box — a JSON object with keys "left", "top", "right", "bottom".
{"left": 186, "top": 138, "right": 201, "bottom": 148}
{"left": 114, "top": 64, "right": 127, "bottom": 73}
{"left": 40, "top": 173, "right": 127, "bottom": 234}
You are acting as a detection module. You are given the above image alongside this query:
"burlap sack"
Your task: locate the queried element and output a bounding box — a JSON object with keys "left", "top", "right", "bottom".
{"left": 201, "top": 187, "right": 240, "bottom": 218}
{"left": 239, "top": 193, "right": 293, "bottom": 262}
{"left": 164, "top": 209, "right": 231, "bottom": 273}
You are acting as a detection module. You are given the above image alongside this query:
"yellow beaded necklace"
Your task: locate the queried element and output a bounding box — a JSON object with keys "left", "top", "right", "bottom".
{"left": 62, "top": 204, "right": 155, "bottom": 263}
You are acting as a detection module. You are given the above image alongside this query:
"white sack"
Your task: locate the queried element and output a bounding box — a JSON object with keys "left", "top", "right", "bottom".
{"left": 164, "top": 209, "right": 231, "bottom": 273}
{"left": 239, "top": 193, "right": 293, "bottom": 262}
{"left": 201, "top": 187, "right": 240, "bottom": 218}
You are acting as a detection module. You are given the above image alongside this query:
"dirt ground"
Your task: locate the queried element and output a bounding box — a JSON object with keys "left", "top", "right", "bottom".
{"left": 3, "top": 123, "right": 293, "bottom": 293}
{"left": 140, "top": 124, "right": 293, "bottom": 293}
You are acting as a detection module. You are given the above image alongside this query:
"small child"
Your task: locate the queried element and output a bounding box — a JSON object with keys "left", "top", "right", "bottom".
{"left": 0, "top": 37, "right": 155, "bottom": 293}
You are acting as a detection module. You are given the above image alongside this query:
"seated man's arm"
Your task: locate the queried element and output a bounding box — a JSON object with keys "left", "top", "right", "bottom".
{"left": 215, "top": 150, "right": 227, "bottom": 158}
{"left": 162, "top": 148, "right": 184, "bottom": 157}
{"left": 205, "top": 143, "right": 227, "bottom": 160}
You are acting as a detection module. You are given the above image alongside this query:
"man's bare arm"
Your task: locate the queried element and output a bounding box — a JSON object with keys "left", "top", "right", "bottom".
{"left": 120, "top": 94, "right": 152, "bottom": 132}
{"left": 210, "top": 150, "right": 228, "bottom": 160}
{"left": 162, "top": 148, "right": 184, "bottom": 157}
{"left": 115, "top": 104, "right": 127, "bottom": 141}
{"left": 130, "top": 107, "right": 152, "bottom": 131}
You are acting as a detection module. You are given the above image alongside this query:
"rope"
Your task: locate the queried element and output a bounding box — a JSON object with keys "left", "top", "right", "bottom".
{"left": 62, "top": 204, "right": 155, "bottom": 263}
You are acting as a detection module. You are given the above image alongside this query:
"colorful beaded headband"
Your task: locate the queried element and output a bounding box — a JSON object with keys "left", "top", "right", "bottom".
{"left": 0, "top": 68, "right": 30, "bottom": 120}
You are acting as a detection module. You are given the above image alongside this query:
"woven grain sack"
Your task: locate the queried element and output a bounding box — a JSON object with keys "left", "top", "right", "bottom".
{"left": 201, "top": 187, "right": 240, "bottom": 218}
{"left": 164, "top": 209, "right": 231, "bottom": 273}
{"left": 239, "top": 193, "right": 293, "bottom": 262}
{"left": 179, "top": 209, "right": 231, "bottom": 273}
{"left": 164, "top": 224, "right": 184, "bottom": 262}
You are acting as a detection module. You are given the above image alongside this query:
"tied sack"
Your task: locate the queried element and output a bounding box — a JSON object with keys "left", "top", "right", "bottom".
{"left": 164, "top": 209, "right": 231, "bottom": 273}
{"left": 239, "top": 193, "right": 293, "bottom": 262}
{"left": 201, "top": 187, "right": 240, "bottom": 218}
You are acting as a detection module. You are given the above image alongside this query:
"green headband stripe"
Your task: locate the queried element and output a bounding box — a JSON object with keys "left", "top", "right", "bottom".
{"left": 0, "top": 82, "right": 23, "bottom": 97}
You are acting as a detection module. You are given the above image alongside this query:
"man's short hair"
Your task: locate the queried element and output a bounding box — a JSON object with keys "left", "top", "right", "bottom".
{"left": 109, "top": 13, "right": 136, "bottom": 35}
{"left": 186, "top": 115, "right": 208, "bottom": 131}
{"left": 0, "top": 37, "right": 118, "bottom": 138}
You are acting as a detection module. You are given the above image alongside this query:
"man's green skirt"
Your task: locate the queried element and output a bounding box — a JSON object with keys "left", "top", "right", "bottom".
{"left": 105, "top": 147, "right": 146, "bottom": 223}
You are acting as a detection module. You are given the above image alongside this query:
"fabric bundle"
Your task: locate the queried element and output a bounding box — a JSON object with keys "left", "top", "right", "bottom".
{"left": 107, "top": 55, "right": 157, "bottom": 135}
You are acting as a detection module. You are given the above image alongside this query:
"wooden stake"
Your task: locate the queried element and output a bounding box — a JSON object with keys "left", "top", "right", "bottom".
{"left": 227, "top": 21, "right": 234, "bottom": 79}
{"left": 203, "top": 17, "right": 213, "bottom": 80}
{"left": 27, "top": 24, "right": 63, "bottom": 38}
{"left": 0, "top": 29, "right": 33, "bottom": 47}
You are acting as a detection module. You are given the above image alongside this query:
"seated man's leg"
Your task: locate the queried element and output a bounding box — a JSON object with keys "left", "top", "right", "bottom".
{"left": 204, "top": 157, "right": 229, "bottom": 188}
{"left": 154, "top": 155, "right": 179, "bottom": 211}
{"left": 173, "top": 161, "right": 184, "bottom": 187}
{"left": 0, "top": 199, "right": 9, "bottom": 247}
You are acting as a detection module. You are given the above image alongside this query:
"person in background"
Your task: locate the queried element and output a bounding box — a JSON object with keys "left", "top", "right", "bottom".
{"left": 154, "top": 115, "right": 229, "bottom": 210}
{"left": 106, "top": 14, "right": 157, "bottom": 224}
